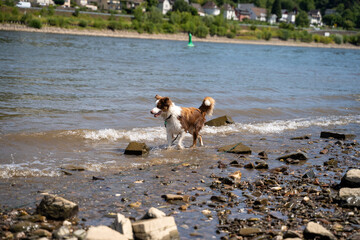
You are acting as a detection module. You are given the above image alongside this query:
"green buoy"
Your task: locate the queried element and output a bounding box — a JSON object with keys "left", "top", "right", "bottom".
{"left": 188, "top": 32, "right": 194, "bottom": 47}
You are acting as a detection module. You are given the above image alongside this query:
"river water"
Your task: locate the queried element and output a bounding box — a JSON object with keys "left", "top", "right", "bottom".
{"left": 0, "top": 30, "right": 360, "bottom": 237}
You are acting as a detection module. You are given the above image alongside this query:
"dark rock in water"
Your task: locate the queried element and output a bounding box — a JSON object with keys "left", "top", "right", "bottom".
{"left": 303, "top": 221, "right": 336, "bottom": 240}
{"left": 284, "top": 230, "right": 302, "bottom": 239}
{"left": 92, "top": 176, "right": 105, "bottom": 181}
{"left": 205, "top": 115, "right": 234, "bottom": 127}
{"left": 36, "top": 194, "right": 79, "bottom": 220}
{"left": 303, "top": 170, "right": 316, "bottom": 179}
{"left": 211, "top": 195, "right": 227, "bottom": 203}
{"left": 258, "top": 151, "right": 268, "bottom": 159}
{"left": 340, "top": 169, "right": 360, "bottom": 188}
{"left": 254, "top": 161, "right": 268, "bottom": 169}
{"left": 291, "top": 135, "right": 311, "bottom": 140}
{"left": 244, "top": 163, "right": 255, "bottom": 169}
{"left": 320, "top": 131, "right": 356, "bottom": 140}
{"left": 124, "top": 142, "right": 150, "bottom": 155}
{"left": 277, "top": 152, "right": 308, "bottom": 161}
{"left": 218, "top": 143, "right": 251, "bottom": 154}
{"left": 324, "top": 159, "right": 338, "bottom": 167}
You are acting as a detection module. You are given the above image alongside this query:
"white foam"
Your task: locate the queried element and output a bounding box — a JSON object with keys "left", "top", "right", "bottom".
{"left": 0, "top": 164, "right": 61, "bottom": 178}
{"left": 203, "top": 115, "right": 360, "bottom": 135}
{"left": 79, "top": 115, "right": 359, "bottom": 142}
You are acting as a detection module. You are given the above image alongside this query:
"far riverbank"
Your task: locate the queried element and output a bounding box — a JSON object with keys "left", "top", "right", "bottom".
{"left": 1, "top": 23, "right": 360, "bottom": 50}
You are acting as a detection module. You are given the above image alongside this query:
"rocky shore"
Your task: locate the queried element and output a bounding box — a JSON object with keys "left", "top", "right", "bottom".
{"left": 1, "top": 23, "right": 360, "bottom": 50}
{"left": 1, "top": 117, "right": 360, "bottom": 239}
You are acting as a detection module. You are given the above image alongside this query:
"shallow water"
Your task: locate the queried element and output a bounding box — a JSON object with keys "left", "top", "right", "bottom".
{"left": 1, "top": 30, "right": 360, "bottom": 239}
{"left": 1, "top": 31, "right": 360, "bottom": 178}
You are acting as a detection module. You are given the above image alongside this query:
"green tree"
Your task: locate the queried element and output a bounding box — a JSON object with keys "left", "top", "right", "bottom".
{"left": 295, "top": 10, "right": 310, "bottom": 27}
{"left": 172, "top": 0, "right": 189, "bottom": 12}
{"left": 147, "top": 6, "right": 162, "bottom": 23}
{"left": 299, "top": 0, "right": 314, "bottom": 11}
{"left": 271, "top": 0, "right": 281, "bottom": 21}
{"left": 54, "top": 0, "right": 65, "bottom": 5}
{"left": 146, "top": 0, "right": 159, "bottom": 11}
{"left": 134, "top": 6, "right": 145, "bottom": 21}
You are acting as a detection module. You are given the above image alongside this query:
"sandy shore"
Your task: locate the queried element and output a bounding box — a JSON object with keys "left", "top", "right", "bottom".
{"left": 1, "top": 23, "right": 360, "bottom": 50}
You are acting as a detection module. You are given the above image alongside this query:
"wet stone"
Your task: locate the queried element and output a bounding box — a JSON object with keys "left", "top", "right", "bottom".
{"left": 124, "top": 142, "right": 150, "bottom": 155}
{"left": 10, "top": 221, "right": 39, "bottom": 233}
{"left": 302, "top": 170, "right": 316, "bottom": 179}
{"left": 239, "top": 227, "right": 262, "bottom": 236}
{"left": 291, "top": 135, "right": 311, "bottom": 140}
{"left": 277, "top": 152, "right": 308, "bottom": 161}
{"left": 218, "top": 143, "right": 252, "bottom": 154}
{"left": 303, "top": 221, "right": 336, "bottom": 240}
{"left": 205, "top": 115, "right": 234, "bottom": 126}
{"left": 36, "top": 194, "right": 79, "bottom": 220}
{"left": 340, "top": 169, "right": 360, "bottom": 188}
{"left": 320, "top": 131, "right": 356, "bottom": 140}
{"left": 258, "top": 151, "right": 268, "bottom": 159}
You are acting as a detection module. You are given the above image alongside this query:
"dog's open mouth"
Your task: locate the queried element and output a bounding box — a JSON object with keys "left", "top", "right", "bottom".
{"left": 153, "top": 111, "right": 162, "bottom": 117}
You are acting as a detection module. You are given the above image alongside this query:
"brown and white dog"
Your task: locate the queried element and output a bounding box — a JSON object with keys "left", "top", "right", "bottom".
{"left": 150, "top": 95, "right": 215, "bottom": 149}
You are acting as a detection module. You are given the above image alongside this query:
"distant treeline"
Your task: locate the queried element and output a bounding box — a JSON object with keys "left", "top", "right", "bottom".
{"left": 1, "top": 4, "right": 360, "bottom": 46}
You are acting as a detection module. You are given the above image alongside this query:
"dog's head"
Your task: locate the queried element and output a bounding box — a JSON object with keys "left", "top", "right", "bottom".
{"left": 150, "top": 95, "right": 172, "bottom": 118}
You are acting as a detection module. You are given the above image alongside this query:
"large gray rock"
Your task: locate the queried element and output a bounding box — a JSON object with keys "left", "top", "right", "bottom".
{"left": 132, "top": 216, "right": 179, "bottom": 240}
{"left": 338, "top": 188, "right": 360, "bottom": 207}
{"left": 320, "top": 131, "right": 356, "bottom": 140}
{"left": 36, "top": 194, "right": 78, "bottom": 220}
{"left": 85, "top": 225, "right": 128, "bottom": 240}
{"left": 205, "top": 115, "right": 234, "bottom": 127}
{"left": 303, "top": 222, "right": 336, "bottom": 240}
{"left": 124, "top": 142, "right": 150, "bottom": 155}
{"left": 340, "top": 169, "right": 360, "bottom": 188}
{"left": 113, "top": 214, "right": 133, "bottom": 240}
{"left": 218, "top": 143, "right": 251, "bottom": 154}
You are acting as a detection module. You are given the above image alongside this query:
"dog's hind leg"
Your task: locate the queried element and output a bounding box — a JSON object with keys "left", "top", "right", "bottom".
{"left": 198, "top": 134, "right": 204, "bottom": 146}
{"left": 191, "top": 132, "right": 199, "bottom": 148}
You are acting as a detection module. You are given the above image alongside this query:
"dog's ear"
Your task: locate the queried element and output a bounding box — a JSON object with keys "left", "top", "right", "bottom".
{"left": 155, "top": 95, "right": 162, "bottom": 100}
{"left": 163, "top": 97, "right": 170, "bottom": 104}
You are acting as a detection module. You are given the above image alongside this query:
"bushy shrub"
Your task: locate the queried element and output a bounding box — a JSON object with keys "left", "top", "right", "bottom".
{"left": 226, "top": 32, "right": 235, "bottom": 39}
{"left": 319, "top": 36, "right": 332, "bottom": 44}
{"left": 20, "top": 13, "right": 32, "bottom": 24}
{"left": 169, "top": 12, "right": 181, "bottom": 25}
{"left": 28, "top": 19, "right": 42, "bottom": 29}
{"left": 73, "top": 9, "right": 80, "bottom": 17}
{"left": 262, "top": 29, "right": 272, "bottom": 40}
{"left": 250, "top": 25, "right": 256, "bottom": 31}
{"left": 162, "top": 22, "right": 175, "bottom": 33}
{"left": 313, "top": 34, "right": 320, "bottom": 43}
{"left": 331, "top": 34, "right": 343, "bottom": 44}
{"left": 209, "top": 24, "right": 217, "bottom": 36}
{"left": 143, "top": 22, "right": 155, "bottom": 33}
{"left": 92, "top": 19, "right": 106, "bottom": 29}
{"left": 79, "top": 19, "right": 87, "bottom": 28}
{"left": 279, "top": 22, "right": 295, "bottom": 31}
{"left": 195, "top": 24, "right": 208, "bottom": 38}
{"left": 217, "top": 26, "right": 226, "bottom": 36}
{"left": 348, "top": 34, "right": 360, "bottom": 46}
{"left": 202, "top": 15, "right": 214, "bottom": 27}
{"left": 299, "top": 30, "right": 312, "bottom": 42}
{"left": 278, "top": 29, "right": 290, "bottom": 41}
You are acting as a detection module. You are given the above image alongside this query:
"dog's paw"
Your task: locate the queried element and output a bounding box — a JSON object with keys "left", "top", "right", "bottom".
{"left": 177, "top": 145, "right": 184, "bottom": 150}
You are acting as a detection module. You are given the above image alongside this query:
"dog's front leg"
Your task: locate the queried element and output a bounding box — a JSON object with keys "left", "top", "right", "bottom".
{"left": 166, "top": 132, "right": 174, "bottom": 149}
{"left": 177, "top": 132, "right": 186, "bottom": 149}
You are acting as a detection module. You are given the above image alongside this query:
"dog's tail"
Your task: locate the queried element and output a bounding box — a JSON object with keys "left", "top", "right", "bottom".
{"left": 199, "top": 97, "right": 215, "bottom": 116}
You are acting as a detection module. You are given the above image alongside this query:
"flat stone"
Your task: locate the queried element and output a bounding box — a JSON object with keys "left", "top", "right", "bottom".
{"left": 53, "top": 226, "right": 71, "bottom": 239}
{"left": 303, "top": 221, "right": 336, "bottom": 240}
{"left": 36, "top": 194, "right": 78, "bottom": 220}
{"left": 339, "top": 188, "right": 360, "bottom": 198}
{"left": 320, "top": 131, "right": 356, "bottom": 140}
{"left": 340, "top": 169, "right": 360, "bottom": 188}
{"left": 162, "top": 194, "right": 184, "bottom": 201}
{"left": 239, "top": 227, "right": 262, "bottom": 236}
{"left": 218, "top": 143, "right": 251, "bottom": 154}
{"left": 228, "top": 171, "right": 242, "bottom": 181}
{"left": 132, "top": 216, "right": 179, "bottom": 240}
{"left": 85, "top": 225, "right": 128, "bottom": 240}
{"left": 32, "top": 229, "right": 52, "bottom": 238}
{"left": 124, "top": 142, "right": 150, "bottom": 155}
{"left": 113, "top": 213, "right": 134, "bottom": 240}
{"left": 291, "top": 135, "right": 311, "bottom": 140}
{"left": 10, "top": 221, "right": 39, "bottom": 233}
{"left": 277, "top": 152, "right": 308, "bottom": 161}
{"left": 205, "top": 115, "right": 234, "bottom": 127}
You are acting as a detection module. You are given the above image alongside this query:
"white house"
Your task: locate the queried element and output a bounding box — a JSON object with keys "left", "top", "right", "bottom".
{"left": 280, "top": 9, "right": 296, "bottom": 23}
{"left": 268, "top": 14, "right": 277, "bottom": 24}
{"left": 203, "top": 1, "right": 220, "bottom": 16}
{"left": 308, "top": 9, "right": 322, "bottom": 26}
{"left": 223, "top": 3, "right": 237, "bottom": 20}
{"left": 36, "top": 0, "right": 54, "bottom": 6}
{"left": 158, "top": 0, "right": 172, "bottom": 15}
{"left": 250, "top": 7, "right": 266, "bottom": 21}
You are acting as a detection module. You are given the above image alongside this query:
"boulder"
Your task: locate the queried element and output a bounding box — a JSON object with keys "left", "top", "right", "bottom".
{"left": 142, "top": 207, "right": 166, "bottom": 219}
{"left": 205, "top": 115, "right": 234, "bottom": 127}
{"left": 85, "top": 225, "right": 128, "bottom": 240}
{"left": 320, "top": 131, "right": 356, "bottom": 140}
{"left": 277, "top": 152, "right": 308, "bottom": 161}
{"left": 218, "top": 143, "right": 251, "bottom": 154}
{"left": 340, "top": 169, "right": 360, "bottom": 188}
{"left": 113, "top": 214, "right": 134, "bottom": 240}
{"left": 124, "top": 142, "right": 150, "bottom": 155}
{"left": 36, "top": 194, "right": 78, "bottom": 220}
{"left": 303, "top": 222, "right": 336, "bottom": 240}
{"left": 132, "top": 216, "right": 179, "bottom": 240}
{"left": 338, "top": 188, "right": 360, "bottom": 208}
